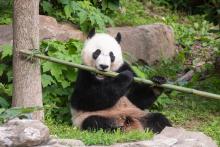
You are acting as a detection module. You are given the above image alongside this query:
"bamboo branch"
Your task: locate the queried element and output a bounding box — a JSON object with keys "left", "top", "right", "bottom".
{"left": 20, "top": 50, "right": 220, "bottom": 100}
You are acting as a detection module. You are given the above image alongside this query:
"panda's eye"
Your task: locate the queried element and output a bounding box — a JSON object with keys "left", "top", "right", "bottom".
{"left": 92, "top": 49, "right": 101, "bottom": 60}
{"left": 109, "top": 52, "right": 115, "bottom": 62}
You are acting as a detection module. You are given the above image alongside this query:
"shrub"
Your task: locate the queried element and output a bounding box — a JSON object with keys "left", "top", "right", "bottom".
{"left": 40, "top": 0, "right": 114, "bottom": 32}
{"left": 0, "top": 39, "right": 83, "bottom": 123}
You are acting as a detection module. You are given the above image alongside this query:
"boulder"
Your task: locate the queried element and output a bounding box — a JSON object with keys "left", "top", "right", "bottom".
{"left": 155, "top": 127, "right": 218, "bottom": 147}
{"left": 110, "top": 127, "right": 217, "bottom": 147}
{"left": 0, "top": 15, "right": 176, "bottom": 64}
{"left": 107, "top": 24, "right": 177, "bottom": 65}
{"left": 39, "top": 15, "right": 85, "bottom": 41}
{"left": 0, "top": 15, "right": 85, "bottom": 46}
{"left": 37, "top": 138, "right": 85, "bottom": 147}
{"left": 0, "top": 119, "right": 50, "bottom": 147}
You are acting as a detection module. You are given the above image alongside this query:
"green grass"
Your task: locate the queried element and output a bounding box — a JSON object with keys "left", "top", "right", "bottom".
{"left": 158, "top": 94, "right": 220, "bottom": 146}
{"left": 45, "top": 119, "right": 153, "bottom": 145}
{"left": 150, "top": 71, "right": 220, "bottom": 146}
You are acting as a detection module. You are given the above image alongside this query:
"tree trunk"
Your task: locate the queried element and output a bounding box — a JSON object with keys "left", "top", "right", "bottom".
{"left": 13, "top": 0, "right": 43, "bottom": 120}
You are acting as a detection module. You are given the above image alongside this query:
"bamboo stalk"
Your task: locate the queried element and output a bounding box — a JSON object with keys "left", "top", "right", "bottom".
{"left": 20, "top": 50, "right": 220, "bottom": 100}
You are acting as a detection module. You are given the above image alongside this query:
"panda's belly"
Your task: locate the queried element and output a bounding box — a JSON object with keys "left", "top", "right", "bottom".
{"left": 71, "top": 96, "right": 147, "bottom": 128}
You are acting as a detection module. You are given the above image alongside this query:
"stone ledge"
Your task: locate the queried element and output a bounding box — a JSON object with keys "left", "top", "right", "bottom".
{"left": 0, "top": 119, "right": 217, "bottom": 147}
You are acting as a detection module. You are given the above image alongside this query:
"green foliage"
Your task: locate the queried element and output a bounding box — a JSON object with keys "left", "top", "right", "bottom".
{"left": 40, "top": 39, "right": 82, "bottom": 123}
{"left": 0, "top": 40, "right": 83, "bottom": 123}
{"left": 0, "top": 44, "right": 13, "bottom": 108}
{"left": 0, "top": 107, "right": 42, "bottom": 125}
{"left": 112, "top": 0, "right": 157, "bottom": 26}
{"left": 91, "top": 0, "right": 120, "bottom": 14}
{"left": 0, "top": 0, "right": 12, "bottom": 24}
{"left": 151, "top": 0, "right": 220, "bottom": 28}
{"left": 199, "top": 118, "right": 220, "bottom": 146}
{"left": 0, "top": 10, "right": 12, "bottom": 25}
{"left": 203, "top": 1, "right": 220, "bottom": 26}
{"left": 41, "top": 0, "right": 114, "bottom": 32}
{"left": 46, "top": 119, "right": 153, "bottom": 145}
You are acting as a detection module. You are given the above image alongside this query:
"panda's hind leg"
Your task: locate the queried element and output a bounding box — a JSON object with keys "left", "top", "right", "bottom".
{"left": 140, "top": 113, "right": 172, "bottom": 133}
{"left": 81, "top": 115, "right": 123, "bottom": 132}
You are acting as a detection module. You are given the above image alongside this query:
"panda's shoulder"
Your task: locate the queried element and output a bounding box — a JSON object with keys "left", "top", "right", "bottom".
{"left": 116, "top": 62, "right": 136, "bottom": 75}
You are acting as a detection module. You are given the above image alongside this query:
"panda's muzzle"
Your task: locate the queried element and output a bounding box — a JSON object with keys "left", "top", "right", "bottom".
{"left": 99, "top": 64, "right": 109, "bottom": 70}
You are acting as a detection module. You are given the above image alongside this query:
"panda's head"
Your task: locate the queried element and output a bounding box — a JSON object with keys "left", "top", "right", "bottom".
{"left": 82, "top": 28, "right": 123, "bottom": 75}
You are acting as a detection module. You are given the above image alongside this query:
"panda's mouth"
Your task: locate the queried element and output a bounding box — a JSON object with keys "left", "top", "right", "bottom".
{"left": 95, "top": 69, "right": 108, "bottom": 79}
{"left": 95, "top": 73, "right": 105, "bottom": 80}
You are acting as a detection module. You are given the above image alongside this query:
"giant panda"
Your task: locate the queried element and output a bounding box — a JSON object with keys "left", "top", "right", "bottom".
{"left": 70, "top": 28, "right": 171, "bottom": 133}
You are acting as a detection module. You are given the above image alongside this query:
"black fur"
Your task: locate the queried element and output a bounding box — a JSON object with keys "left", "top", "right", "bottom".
{"left": 88, "top": 28, "right": 96, "bottom": 39}
{"left": 140, "top": 113, "right": 172, "bottom": 133}
{"left": 71, "top": 62, "right": 164, "bottom": 111}
{"left": 81, "top": 115, "right": 121, "bottom": 131}
{"left": 71, "top": 67, "right": 133, "bottom": 111}
{"left": 71, "top": 61, "right": 170, "bottom": 132}
{"left": 92, "top": 49, "right": 101, "bottom": 60}
{"left": 115, "top": 33, "right": 121, "bottom": 44}
{"left": 117, "top": 62, "right": 164, "bottom": 109}
{"left": 151, "top": 76, "right": 166, "bottom": 84}
{"left": 109, "top": 52, "right": 115, "bottom": 62}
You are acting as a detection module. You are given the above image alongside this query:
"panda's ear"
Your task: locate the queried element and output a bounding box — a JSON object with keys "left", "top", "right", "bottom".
{"left": 87, "top": 28, "right": 96, "bottom": 39}
{"left": 115, "top": 32, "right": 121, "bottom": 44}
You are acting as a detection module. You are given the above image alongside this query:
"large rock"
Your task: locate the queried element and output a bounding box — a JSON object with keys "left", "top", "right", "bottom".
{"left": 0, "top": 15, "right": 85, "bottom": 46}
{"left": 154, "top": 127, "right": 218, "bottom": 147}
{"left": 39, "top": 15, "right": 85, "bottom": 41}
{"left": 109, "top": 127, "right": 217, "bottom": 147}
{"left": 107, "top": 25, "right": 177, "bottom": 65}
{"left": 0, "top": 15, "right": 176, "bottom": 64}
{"left": 37, "top": 138, "right": 85, "bottom": 147}
{"left": 0, "top": 119, "right": 50, "bottom": 147}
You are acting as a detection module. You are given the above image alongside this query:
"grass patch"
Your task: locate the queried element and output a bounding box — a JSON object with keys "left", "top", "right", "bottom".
{"left": 46, "top": 119, "right": 153, "bottom": 145}
{"left": 111, "top": 0, "right": 158, "bottom": 26}
{"left": 159, "top": 94, "right": 220, "bottom": 146}
{"left": 152, "top": 72, "right": 220, "bottom": 146}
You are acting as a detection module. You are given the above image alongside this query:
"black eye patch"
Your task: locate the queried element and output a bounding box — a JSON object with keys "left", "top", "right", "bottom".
{"left": 109, "top": 52, "right": 115, "bottom": 62}
{"left": 92, "top": 49, "right": 101, "bottom": 60}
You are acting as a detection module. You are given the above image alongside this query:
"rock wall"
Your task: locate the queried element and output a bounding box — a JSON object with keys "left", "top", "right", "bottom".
{"left": 0, "top": 119, "right": 218, "bottom": 147}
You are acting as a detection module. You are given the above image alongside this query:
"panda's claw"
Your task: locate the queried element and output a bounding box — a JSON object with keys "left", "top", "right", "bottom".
{"left": 151, "top": 76, "right": 166, "bottom": 85}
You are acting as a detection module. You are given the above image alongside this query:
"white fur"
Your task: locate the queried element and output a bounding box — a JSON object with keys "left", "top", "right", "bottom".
{"left": 82, "top": 33, "right": 124, "bottom": 72}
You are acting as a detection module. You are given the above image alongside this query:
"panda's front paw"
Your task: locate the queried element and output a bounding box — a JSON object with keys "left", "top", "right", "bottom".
{"left": 151, "top": 76, "right": 166, "bottom": 85}
{"left": 115, "top": 70, "right": 134, "bottom": 85}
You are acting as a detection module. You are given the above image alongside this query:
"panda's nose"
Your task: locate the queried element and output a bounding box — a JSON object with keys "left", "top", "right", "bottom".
{"left": 100, "top": 64, "right": 109, "bottom": 70}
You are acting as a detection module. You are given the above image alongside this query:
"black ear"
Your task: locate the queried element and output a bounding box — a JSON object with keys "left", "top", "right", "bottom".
{"left": 87, "top": 28, "right": 96, "bottom": 39}
{"left": 115, "top": 32, "right": 121, "bottom": 44}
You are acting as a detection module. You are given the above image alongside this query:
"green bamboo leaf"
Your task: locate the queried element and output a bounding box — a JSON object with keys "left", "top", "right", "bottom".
{"left": 131, "top": 66, "right": 146, "bottom": 79}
